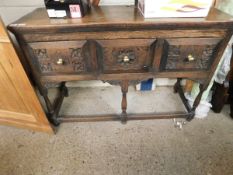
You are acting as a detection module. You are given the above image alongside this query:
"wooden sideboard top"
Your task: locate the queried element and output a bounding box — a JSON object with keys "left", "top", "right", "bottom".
{"left": 8, "top": 6, "right": 233, "bottom": 32}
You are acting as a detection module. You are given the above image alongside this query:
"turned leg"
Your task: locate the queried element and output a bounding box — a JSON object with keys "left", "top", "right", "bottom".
{"left": 49, "top": 82, "right": 68, "bottom": 126}
{"left": 174, "top": 78, "right": 182, "bottom": 93}
{"left": 174, "top": 78, "right": 193, "bottom": 112}
{"left": 39, "top": 83, "right": 59, "bottom": 126}
{"left": 187, "top": 83, "right": 209, "bottom": 121}
{"left": 37, "top": 83, "right": 54, "bottom": 114}
{"left": 37, "top": 82, "right": 68, "bottom": 126}
{"left": 120, "top": 80, "right": 129, "bottom": 124}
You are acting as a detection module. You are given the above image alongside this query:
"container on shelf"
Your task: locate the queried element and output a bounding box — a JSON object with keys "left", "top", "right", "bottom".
{"left": 138, "top": 0, "right": 214, "bottom": 18}
{"left": 44, "top": 0, "right": 91, "bottom": 18}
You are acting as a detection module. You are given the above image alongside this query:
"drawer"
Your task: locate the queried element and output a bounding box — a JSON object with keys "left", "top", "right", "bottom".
{"left": 160, "top": 38, "right": 222, "bottom": 71}
{"left": 28, "top": 41, "right": 87, "bottom": 74}
{"left": 97, "top": 39, "right": 156, "bottom": 73}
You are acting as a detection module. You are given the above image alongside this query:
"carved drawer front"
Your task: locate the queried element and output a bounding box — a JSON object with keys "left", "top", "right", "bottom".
{"left": 161, "top": 38, "right": 222, "bottom": 71}
{"left": 29, "top": 41, "right": 87, "bottom": 74}
{"left": 97, "top": 39, "right": 156, "bottom": 73}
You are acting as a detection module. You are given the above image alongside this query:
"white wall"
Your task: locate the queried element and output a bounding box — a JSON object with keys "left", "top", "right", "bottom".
{"left": 0, "top": 0, "right": 134, "bottom": 24}
{"left": 216, "top": 0, "right": 233, "bottom": 16}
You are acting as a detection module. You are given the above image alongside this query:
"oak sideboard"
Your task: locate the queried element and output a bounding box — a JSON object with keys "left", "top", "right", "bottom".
{"left": 8, "top": 6, "right": 233, "bottom": 126}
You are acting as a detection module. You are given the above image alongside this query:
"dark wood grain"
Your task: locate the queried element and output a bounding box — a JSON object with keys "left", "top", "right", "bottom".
{"left": 29, "top": 41, "right": 87, "bottom": 74}
{"left": 97, "top": 39, "right": 155, "bottom": 73}
{"left": 58, "top": 112, "right": 188, "bottom": 123}
{"left": 8, "top": 6, "right": 233, "bottom": 34}
{"left": 22, "top": 30, "right": 227, "bottom": 42}
{"left": 121, "top": 80, "right": 129, "bottom": 123}
{"left": 40, "top": 71, "right": 209, "bottom": 83}
{"left": 90, "top": 0, "right": 100, "bottom": 6}
{"left": 162, "top": 38, "right": 222, "bottom": 71}
{"left": 8, "top": 5, "right": 233, "bottom": 125}
{"left": 152, "top": 39, "right": 166, "bottom": 72}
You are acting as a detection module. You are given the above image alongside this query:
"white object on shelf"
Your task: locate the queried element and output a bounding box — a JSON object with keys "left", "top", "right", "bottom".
{"left": 138, "top": 0, "right": 214, "bottom": 18}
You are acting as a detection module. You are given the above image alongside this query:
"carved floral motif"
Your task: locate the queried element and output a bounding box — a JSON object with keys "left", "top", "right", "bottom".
{"left": 33, "top": 49, "right": 48, "bottom": 59}
{"left": 112, "top": 48, "right": 136, "bottom": 65}
{"left": 40, "top": 63, "right": 53, "bottom": 72}
{"left": 196, "top": 45, "right": 216, "bottom": 69}
{"left": 69, "top": 48, "right": 86, "bottom": 72}
{"left": 165, "top": 45, "right": 216, "bottom": 70}
{"left": 33, "top": 47, "right": 86, "bottom": 73}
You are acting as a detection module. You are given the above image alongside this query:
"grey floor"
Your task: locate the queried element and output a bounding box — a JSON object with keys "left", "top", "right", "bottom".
{"left": 0, "top": 86, "right": 233, "bottom": 175}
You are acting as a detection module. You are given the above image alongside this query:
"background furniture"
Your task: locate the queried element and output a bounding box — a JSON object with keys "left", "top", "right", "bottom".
{"left": 210, "top": 0, "right": 233, "bottom": 117}
{"left": 211, "top": 44, "right": 233, "bottom": 117}
{"left": 8, "top": 5, "right": 233, "bottom": 126}
{"left": 211, "top": 82, "right": 230, "bottom": 113}
{"left": 230, "top": 59, "right": 233, "bottom": 118}
{"left": 0, "top": 18, "right": 53, "bottom": 133}
{"left": 211, "top": 44, "right": 232, "bottom": 112}
{"left": 91, "top": 0, "right": 100, "bottom": 6}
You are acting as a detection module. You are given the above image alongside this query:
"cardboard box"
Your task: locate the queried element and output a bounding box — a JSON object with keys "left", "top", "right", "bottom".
{"left": 45, "top": 0, "right": 90, "bottom": 18}
{"left": 138, "top": 0, "right": 214, "bottom": 18}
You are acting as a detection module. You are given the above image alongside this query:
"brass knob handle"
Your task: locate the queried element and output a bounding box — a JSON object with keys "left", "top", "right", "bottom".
{"left": 187, "top": 54, "right": 195, "bottom": 62}
{"left": 56, "top": 58, "right": 64, "bottom": 65}
{"left": 123, "top": 56, "right": 130, "bottom": 63}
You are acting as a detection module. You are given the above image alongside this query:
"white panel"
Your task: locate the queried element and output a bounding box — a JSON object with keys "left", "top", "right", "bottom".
{"left": 0, "top": 7, "right": 37, "bottom": 24}
{"left": 216, "top": 0, "right": 233, "bottom": 16}
{"left": 1, "top": 0, "right": 43, "bottom": 7}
